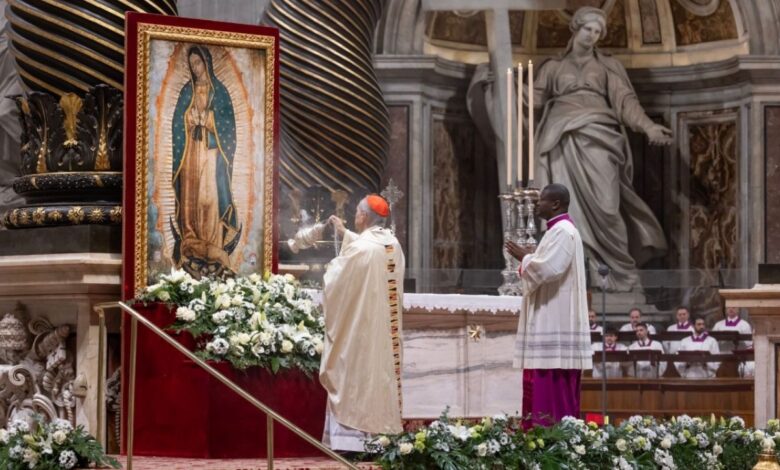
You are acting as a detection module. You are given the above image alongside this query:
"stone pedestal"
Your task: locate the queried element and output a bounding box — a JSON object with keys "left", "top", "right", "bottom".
{"left": 721, "top": 284, "right": 780, "bottom": 426}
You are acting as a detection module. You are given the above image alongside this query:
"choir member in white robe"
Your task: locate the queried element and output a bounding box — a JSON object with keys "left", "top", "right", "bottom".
{"left": 713, "top": 307, "right": 754, "bottom": 377}
{"left": 507, "top": 184, "right": 592, "bottom": 427}
{"left": 675, "top": 318, "right": 720, "bottom": 379}
{"left": 592, "top": 329, "right": 627, "bottom": 378}
{"left": 619, "top": 308, "right": 656, "bottom": 336}
{"left": 627, "top": 323, "right": 666, "bottom": 378}
{"left": 320, "top": 195, "right": 404, "bottom": 451}
{"left": 664, "top": 306, "right": 694, "bottom": 354}
{"left": 588, "top": 309, "right": 603, "bottom": 339}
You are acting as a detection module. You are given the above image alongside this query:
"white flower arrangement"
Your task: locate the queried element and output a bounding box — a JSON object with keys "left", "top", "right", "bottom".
{"left": 136, "top": 269, "right": 324, "bottom": 374}
{"left": 0, "top": 415, "right": 118, "bottom": 469}
{"left": 370, "top": 410, "right": 780, "bottom": 470}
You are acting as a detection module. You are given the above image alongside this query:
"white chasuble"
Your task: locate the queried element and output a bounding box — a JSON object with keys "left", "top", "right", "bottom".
{"left": 513, "top": 219, "right": 592, "bottom": 371}
{"left": 320, "top": 226, "right": 404, "bottom": 434}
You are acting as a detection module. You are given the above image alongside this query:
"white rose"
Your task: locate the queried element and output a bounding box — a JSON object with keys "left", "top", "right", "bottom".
{"left": 284, "top": 273, "right": 296, "bottom": 282}
{"left": 281, "top": 340, "right": 294, "bottom": 353}
{"left": 763, "top": 438, "right": 776, "bottom": 451}
{"left": 53, "top": 430, "right": 68, "bottom": 445}
{"left": 574, "top": 445, "right": 586, "bottom": 455}
{"left": 399, "top": 442, "right": 413, "bottom": 455}
{"left": 476, "top": 442, "right": 488, "bottom": 457}
{"left": 158, "top": 290, "right": 171, "bottom": 301}
{"left": 660, "top": 438, "right": 672, "bottom": 449}
{"left": 378, "top": 436, "right": 391, "bottom": 448}
{"left": 616, "top": 439, "right": 627, "bottom": 452}
{"left": 231, "top": 294, "right": 244, "bottom": 306}
{"left": 313, "top": 338, "right": 324, "bottom": 355}
{"left": 713, "top": 444, "right": 723, "bottom": 456}
{"left": 215, "top": 294, "right": 232, "bottom": 309}
{"left": 175, "top": 306, "right": 197, "bottom": 322}
{"left": 167, "top": 268, "right": 187, "bottom": 283}
{"left": 249, "top": 273, "right": 261, "bottom": 283}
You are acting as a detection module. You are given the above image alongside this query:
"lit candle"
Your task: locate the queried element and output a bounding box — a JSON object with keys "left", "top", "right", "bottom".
{"left": 517, "top": 62, "right": 523, "bottom": 186}
{"left": 528, "top": 60, "right": 534, "bottom": 182}
{"left": 506, "top": 67, "right": 512, "bottom": 189}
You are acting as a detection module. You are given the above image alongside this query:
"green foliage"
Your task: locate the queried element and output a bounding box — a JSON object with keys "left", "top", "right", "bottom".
{"left": 370, "top": 412, "right": 779, "bottom": 470}
{"left": 0, "top": 416, "right": 119, "bottom": 469}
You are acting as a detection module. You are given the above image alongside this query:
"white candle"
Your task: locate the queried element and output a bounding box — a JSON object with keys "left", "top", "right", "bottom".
{"left": 517, "top": 62, "right": 523, "bottom": 186}
{"left": 506, "top": 67, "right": 512, "bottom": 189}
{"left": 528, "top": 60, "right": 534, "bottom": 182}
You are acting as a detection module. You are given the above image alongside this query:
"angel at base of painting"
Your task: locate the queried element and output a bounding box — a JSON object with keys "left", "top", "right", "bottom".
{"left": 170, "top": 45, "right": 242, "bottom": 277}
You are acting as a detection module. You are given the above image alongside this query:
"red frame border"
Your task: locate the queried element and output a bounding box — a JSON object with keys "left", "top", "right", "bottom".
{"left": 122, "top": 12, "right": 280, "bottom": 300}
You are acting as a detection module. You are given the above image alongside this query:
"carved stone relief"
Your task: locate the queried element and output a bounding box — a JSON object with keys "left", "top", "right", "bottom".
{"left": 0, "top": 308, "right": 77, "bottom": 428}
{"left": 670, "top": 0, "right": 738, "bottom": 46}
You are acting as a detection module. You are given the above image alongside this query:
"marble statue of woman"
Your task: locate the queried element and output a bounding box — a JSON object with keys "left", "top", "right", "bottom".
{"left": 532, "top": 7, "right": 672, "bottom": 291}
{"left": 171, "top": 45, "right": 241, "bottom": 276}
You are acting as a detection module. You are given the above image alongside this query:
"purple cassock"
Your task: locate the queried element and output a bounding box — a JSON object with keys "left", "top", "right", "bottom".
{"left": 520, "top": 212, "right": 583, "bottom": 428}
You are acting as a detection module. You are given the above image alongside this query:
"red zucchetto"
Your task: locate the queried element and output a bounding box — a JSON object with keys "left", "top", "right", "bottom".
{"left": 366, "top": 194, "right": 390, "bottom": 217}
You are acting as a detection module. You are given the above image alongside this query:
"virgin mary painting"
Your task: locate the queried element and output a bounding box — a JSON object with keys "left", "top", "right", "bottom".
{"left": 170, "top": 45, "right": 242, "bottom": 276}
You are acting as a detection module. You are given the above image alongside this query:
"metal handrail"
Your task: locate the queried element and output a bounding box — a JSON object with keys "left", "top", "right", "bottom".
{"left": 93, "top": 301, "right": 358, "bottom": 470}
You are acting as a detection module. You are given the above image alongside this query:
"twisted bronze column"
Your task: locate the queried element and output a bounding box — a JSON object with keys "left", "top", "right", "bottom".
{"left": 264, "top": 0, "right": 389, "bottom": 196}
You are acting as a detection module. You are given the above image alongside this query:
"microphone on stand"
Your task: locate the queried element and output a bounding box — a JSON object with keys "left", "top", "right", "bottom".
{"left": 597, "top": 264, "right": 610, "bottom": 425}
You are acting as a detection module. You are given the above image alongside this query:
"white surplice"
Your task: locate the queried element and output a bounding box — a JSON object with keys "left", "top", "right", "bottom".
{"left": 664, "top": 323, "right": 694, "bottom": 354}
{"left": 513, "top": 217, "right": 592, "bottom": 371}
{"left": 675, "top": 335, "right": 720, "bottom": 379}
{"left": 619, "top": 323, "right": 656, "bottom": 335}
{"left": 320, "top": 226, "right": 405, "bottom": 450}
{"left": 627, "top": 340, "right": 665, "bottom": 378}
{"left": 713, "top": 318, "right": 754, "bottom": 377}
{"left": 591, "top": 342, "right": 627, "bottom": 378}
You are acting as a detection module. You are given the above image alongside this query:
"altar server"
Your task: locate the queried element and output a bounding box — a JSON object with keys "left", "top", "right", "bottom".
{"left": 506, "top": 184, "right": 592, "bottom": 426}
{"left": 592, "top": 328, "right": 627, "bottom": 378}
{"left": 675, "top": 317, "right": 720, "bottom": 379}
{"left": 320, "top": 195, "right": 405, "bottom": 450}
{"left": 627, "top": 323, "right": 666, "bottom": 378}
{"left": 713, "top": 307, "right": 754, "bottom": 377}
{"left": 589, "top": 309, "right": 603, "bottom": 337}
{"left": 619, "top": 308, "right": 656, "bottom": 335}
{"left": 664, "top": 306, "right": 694, "bottom": 354}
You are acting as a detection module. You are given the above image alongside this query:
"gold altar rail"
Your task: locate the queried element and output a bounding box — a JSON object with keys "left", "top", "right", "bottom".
{"left": 93, "top": 301, "right": 358, "bottom": 470}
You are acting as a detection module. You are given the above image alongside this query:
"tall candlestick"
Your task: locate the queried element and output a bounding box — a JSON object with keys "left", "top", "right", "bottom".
{"left": 528, "top": 60, "right": 534, "bottom": 182}
{"left": 517, "top": 62, "right": 523, "bottom": 186}
{"left": 506, "top": 67, "right": 512, "bottom": 189}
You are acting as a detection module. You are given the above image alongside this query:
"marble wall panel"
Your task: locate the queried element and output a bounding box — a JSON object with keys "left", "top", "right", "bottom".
{"left": 638, "top": 0, "right": 663, "bottom": 44}
{"left": 427, "top": 11, "right": 487, "bottom": 46}
{"left": 765, "top": 106, "right": 780, "bottom": 264}
{"left": 537, "top": 0, "right": 627, "bottom": 48}
{"left": 670, "top": 0, "right": 738, "bottom": 46}
{"left": 382, "top": 105, "right": 410, "bottom": 254}
{"left": 688, "top": 119, "right": 738, "bottom": 270}
{"left": 432, "top": 115, "right": 502, "bottom": 271}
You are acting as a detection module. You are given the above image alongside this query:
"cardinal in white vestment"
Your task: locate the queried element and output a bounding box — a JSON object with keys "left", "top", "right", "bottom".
{"left": 627, "top": 323, "right": 666, "bottom": 378}
{"left": 320, "top": 195, "right": 404, "bottom": 451}
{"left": 506, "top": 184, "right": 592, "bottom": 427}
{"left": 664, "top": 306, "right": 694, "bottom": 354}
{"left": 675, "top": 317, "right": 720, "bottom": 379}
{"left": 713, "top": 307, "right": 754, "bottom": 377}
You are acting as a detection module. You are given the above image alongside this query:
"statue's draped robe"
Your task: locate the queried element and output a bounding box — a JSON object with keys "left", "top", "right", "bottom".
{"left": 320, "top": 226, "right": 404, "bottom": 448}
{"left": 514, "top": 214, "right": 591, "bottom": 426}
{"left": 172, "top": 47, "right": 239, "bottom": 271}
{"left": 534, "top": 50, "right": 667, "bottom": 291}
